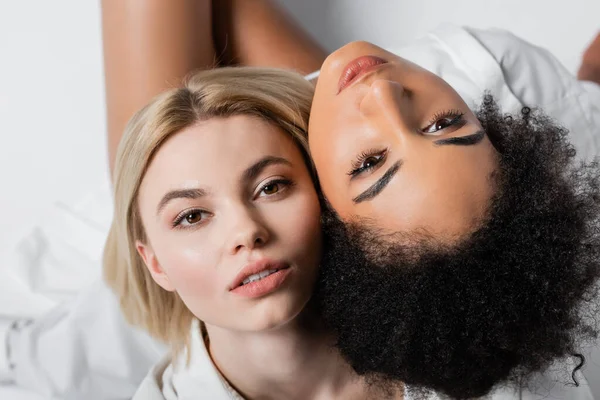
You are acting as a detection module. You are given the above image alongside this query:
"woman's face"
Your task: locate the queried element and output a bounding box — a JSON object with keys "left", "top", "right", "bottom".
{"left": 136, "top": 115, "right": 322, "bottom": 332}
{"left": 309, "top": 41, "right": 498, "bottom": 238}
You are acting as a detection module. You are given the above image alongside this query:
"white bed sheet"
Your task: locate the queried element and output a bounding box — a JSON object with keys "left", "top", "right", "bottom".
{"left": 0, "top": 385, "right": 45, "bottom": 400}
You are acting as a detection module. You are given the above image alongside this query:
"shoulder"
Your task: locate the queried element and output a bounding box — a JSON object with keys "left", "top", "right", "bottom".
{"left": 463, "top": 27, "right": 600, "bottom": 161}
{"left": 464, "top": 27, "right": 577, "bottom": 107}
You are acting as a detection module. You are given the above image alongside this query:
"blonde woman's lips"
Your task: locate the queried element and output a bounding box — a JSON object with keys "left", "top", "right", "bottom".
{"left": 230, "top": 259, "right": 291, "bottom": 298}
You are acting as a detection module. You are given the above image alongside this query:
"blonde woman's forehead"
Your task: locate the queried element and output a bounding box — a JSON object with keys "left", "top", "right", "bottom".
{"left": 137, "top": 116, "right": 305, "bottom": 211}
{"left": 151, "top": 115, "right": 301, "bottom": 170}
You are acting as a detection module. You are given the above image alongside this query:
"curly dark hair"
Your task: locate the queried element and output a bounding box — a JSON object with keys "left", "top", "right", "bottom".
{"left": 314, "top": 95, "right": 600, "bottom": 399}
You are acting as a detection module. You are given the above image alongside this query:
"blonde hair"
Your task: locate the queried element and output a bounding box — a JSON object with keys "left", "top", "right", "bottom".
{"left": 103, "top": 67, "right": 315, "bottom": 351}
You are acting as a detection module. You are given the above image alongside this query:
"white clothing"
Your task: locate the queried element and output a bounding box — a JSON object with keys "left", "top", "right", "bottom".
{"left": 133, "top": 320, "right": 242, "bottom": 400}
{"left": 1, "top": 24, "right": 599, "bottom": 399}
{"left": 134, "top": 320, "right": 592, "bottom": 400}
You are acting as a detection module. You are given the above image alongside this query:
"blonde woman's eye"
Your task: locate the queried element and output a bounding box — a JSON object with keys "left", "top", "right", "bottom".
{"left": 262, "top": 183, "right": 279, "bottom": 195}
{"left": 256, "top": 179, "right": 294, "bottom": 198}
{"left": 173, "top": 209, "right": 210, "bottom": 228}
{"left": 185, "top": 212, "right": 203, "bottom": 224}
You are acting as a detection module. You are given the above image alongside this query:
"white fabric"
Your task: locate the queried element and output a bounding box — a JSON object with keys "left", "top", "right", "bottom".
{"left": 0, "top": 320, "right": 12, "bottom": 383}
{"left": 0, "top": 182, "right": 166, "bottom": 399}
{"left": 133, "top": 320, "right": 242, "bottom": 400}
{"left": 1, "top": 24, "right": 600, "bottom": 399}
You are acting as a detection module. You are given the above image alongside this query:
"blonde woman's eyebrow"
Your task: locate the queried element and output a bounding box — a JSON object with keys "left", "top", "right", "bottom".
{"left": 155, "top": 157, "right": 292, "bottom": 216}
{"left": 156, "top": 188, "right": 207, "bottom": 216}
{"left": 241, "top": 156, "right": 292, "bottom": 183}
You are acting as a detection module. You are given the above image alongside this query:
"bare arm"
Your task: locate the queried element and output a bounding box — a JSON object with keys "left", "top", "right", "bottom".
{"left": 102, "top": 0, "right": 216, "bottom": 177}
{"left": 212, "top": 0, "right": 327, "bottom": 75}
{"left": 578, "top": 32, "right": 600, "bottom": 85}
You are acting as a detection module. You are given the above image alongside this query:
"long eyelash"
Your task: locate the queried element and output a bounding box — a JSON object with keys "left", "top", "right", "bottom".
{"left": 261, "top": 178, "right": 295, "bottom": 192}
{"left": 172, "top": 209, "right": 204, "bottom": 228}
{"left": 427, "top": 109, "right": 464, "bottom": 126}
{"left": 347, "top": 148, "right": 386, "bottom": 176}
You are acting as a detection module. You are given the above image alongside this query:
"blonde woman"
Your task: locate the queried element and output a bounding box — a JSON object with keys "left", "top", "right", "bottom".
{"left": 104, "top": 66, "right": 393, "bottom": 400}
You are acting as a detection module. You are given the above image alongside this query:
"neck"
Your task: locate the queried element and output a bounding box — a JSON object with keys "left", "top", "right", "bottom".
{"left": 205, "top": 309, "right": 397, "bottom": 400}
